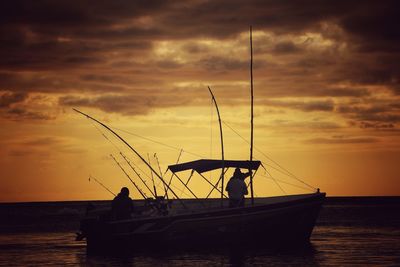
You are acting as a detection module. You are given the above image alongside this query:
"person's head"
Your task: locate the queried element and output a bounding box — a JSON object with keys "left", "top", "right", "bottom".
{"left": 234, "top": 168, "right": 241, "bottom": 177}
{"left": 120, "top": 187, "right": 129, "bottom": 197}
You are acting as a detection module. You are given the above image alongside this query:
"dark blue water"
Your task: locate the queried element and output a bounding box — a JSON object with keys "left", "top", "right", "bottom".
{"left": 0, "top": 197, "right": 399, "bottom": 266}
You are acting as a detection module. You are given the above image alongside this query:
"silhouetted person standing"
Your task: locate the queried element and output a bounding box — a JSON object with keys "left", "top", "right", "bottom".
{"left": 112, "top": 187, "right": 134, "bottom": 220}
{"left": 225, "top": 168, "right": 250, "bottom": 208}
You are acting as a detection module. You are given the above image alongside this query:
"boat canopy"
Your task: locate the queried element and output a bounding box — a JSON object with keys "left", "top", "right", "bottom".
{"left": 168, "top": 159, "right": 261, "bottom": 174}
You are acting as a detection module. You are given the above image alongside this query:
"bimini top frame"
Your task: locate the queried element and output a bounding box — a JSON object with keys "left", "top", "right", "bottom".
{"left": 168, "top": 159, "right": 261, "bottom": 174}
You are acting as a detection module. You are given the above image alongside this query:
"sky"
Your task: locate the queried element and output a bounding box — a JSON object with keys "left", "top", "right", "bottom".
{"left": 0, "top": 0, "right": 399, "bottom": 202}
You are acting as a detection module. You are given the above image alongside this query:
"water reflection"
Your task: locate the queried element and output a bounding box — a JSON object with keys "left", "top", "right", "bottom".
{"left": 1, "top": 225, "right": 400, "bottom": 266}
{"left": 76, "top": 242, "right": 319, "bottom": 267}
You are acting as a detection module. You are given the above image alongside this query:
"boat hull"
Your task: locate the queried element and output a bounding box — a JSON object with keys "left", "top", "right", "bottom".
{"left": 81, "top": 193, "right": 325, "bottom": 253}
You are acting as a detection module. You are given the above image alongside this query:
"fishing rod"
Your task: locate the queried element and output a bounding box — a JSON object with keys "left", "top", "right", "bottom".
{"left": 73, "top": 108, "right": 188, "bottom": 209}
{"left": 154, "top": 153, "right": 168, "bottom": 200}
{"left": 119, "top": 152, "right": 157, "bottom": 198}
{"left": 110, "top": 153, "right": 147, "bottom": 199}
{"left": 89, "top": 175, "right": 116, "bottom": 196}
{"left": 147, "top": 153, "right": 158, "bottom": 198}
{"left": 73, "top": 108, "right": 188, "bottom": 210}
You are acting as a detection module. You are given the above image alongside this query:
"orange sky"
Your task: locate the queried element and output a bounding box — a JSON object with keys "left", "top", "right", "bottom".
{"left": 1, "top": 1, "right": 399, "bottom": 202}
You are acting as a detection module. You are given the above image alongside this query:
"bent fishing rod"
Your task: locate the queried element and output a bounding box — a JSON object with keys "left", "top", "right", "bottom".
{"left": 73, "top": 108, "right": 188, "bottom": 210}
{"left": 120, "top": 152, "right": 156, "bottom": 198}
{"left": 110, "top": 153, "right": 147, "bottom": 199}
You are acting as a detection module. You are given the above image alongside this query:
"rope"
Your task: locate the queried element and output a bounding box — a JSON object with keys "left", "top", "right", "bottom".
{"left": 112, "top": 126, "right": 205, "bottom": 159}
{"left": 89, "top": 119, "right": 156, "bottom": 197}
{"left": 94, "top": 121, "right": 180, "bottom": 198}
{"left": 259, "top": 173, "right": 313, "bottom": 192}
{"left": 222, "top": 120, "right": 317, "bottom": 190}
{"left": 87, "top": 113, "right": 316, "bottom": 198}
{"left": 90, "top": 120, "right": 125, "bottom": 158}
{"left": 265, "top": 168, "right": 286, "bottom": 195}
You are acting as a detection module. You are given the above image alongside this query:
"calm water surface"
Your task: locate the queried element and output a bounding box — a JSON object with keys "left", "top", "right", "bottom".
{"left": 1, "top": 199, "right": 399, "bottom": 266}
{"left": 1, "top": 226, "right": 400, "bottom": 266}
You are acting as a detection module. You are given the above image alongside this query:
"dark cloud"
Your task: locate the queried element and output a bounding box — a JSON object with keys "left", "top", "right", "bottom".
{"left": 6, "top": 107, "right": 55, "bottom": 120}
{"left": 359, "top": 122, "right": 395, "bottom": 129}
{"left": 0, "top": 0, "right": 399, "bottom": 124}
{"left": 22, "top": 137, "right": 62, "bottom": 146}
{"left": 0, "top": 1, "right": 166, "bottom": 27}
{"left": 0, "top": 91, "right": 27, "bottom": 108}
{"left": 264, "top": 99, "right": 334, "bottom": 112}
{"left": 322, "top": 88, "right": 370, "bottom": 97}
{"left": 156, "top": 60, "right": 183, "bottom": 69}
{"left": 183, "top": 43, "right": 210, "bottom": 54}
{"left": 305, "top": 136, "right": 379, "bottom": 144}
{"left": 337, "top": 102, "right": 400, "bottom": 129}
{"left": 0, "top": 91, "right": 55, "bottom": 121}
{"left": 269, "top": 119, "right": 342, "bottom": 130}
{"left": 59, "top": 90, "right": 203, "bottom": 115}
{"left": 198, "top": 56, "right": 248, "bottom": 71}
{"left": 340, "top": 1, "right": 400, "bottom": 52}
{"left": 272, "top": 41, "right": 302, "bottom": 54}
{"left": 59, "top": 94, "right": 151, "bottom": 115}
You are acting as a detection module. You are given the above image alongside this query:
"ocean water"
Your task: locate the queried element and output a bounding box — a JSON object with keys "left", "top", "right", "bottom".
{"left": 0, "top": 197, "right": 399, "bottom": 266}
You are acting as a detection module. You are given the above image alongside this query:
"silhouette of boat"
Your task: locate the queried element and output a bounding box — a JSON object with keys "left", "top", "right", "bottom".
{"left": 79, "top": 190, "right": 324, "bottom": 253}
{"left": 75, "top": 27, "right": 325, "bottom": 253}
{"left": 76, "top": 154, "right": 325, "bottom": 253}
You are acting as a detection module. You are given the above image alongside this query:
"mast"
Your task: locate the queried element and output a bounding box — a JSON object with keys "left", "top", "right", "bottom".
{"left": 73, "top": 108, "right": 188, "bottom": 209}
{"left": 207, "top": 86, "right": 225, "bottom": 206}
{"left": 249, "top": 26, "right": 255, "bottom": 205}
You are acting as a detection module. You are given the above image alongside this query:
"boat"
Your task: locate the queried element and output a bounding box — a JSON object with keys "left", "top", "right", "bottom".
{"left": 75, "top": 27, "right": 326, "bottom": 254}
{"left": 78, "top": 188, "right": 324, "bottom": 253}
{"left": 75, "top": 108, "right": 325, "bottom": 255}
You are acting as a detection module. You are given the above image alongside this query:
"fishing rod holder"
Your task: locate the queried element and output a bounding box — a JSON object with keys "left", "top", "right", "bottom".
{"left": 145, "top": 196, "right": 171, "bottom": 216}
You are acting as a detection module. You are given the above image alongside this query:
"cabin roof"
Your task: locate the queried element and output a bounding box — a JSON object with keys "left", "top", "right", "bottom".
{"left": 168, "top": 159, "right": 261, "bottom": 173}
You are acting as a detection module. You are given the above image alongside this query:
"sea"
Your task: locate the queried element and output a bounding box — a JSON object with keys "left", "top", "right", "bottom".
{"left": 0, "top": 197, "right": 399, "bottom": 266}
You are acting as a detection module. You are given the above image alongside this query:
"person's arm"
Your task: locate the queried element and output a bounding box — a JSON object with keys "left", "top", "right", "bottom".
{"left": 243, "top": 182, "right": 248, "bottom": 195}
{"left": 243, "top": 171, "right": 251, "bottom": 179}
{"left": 225, "top": 180, "right": 231, "bottom": 192}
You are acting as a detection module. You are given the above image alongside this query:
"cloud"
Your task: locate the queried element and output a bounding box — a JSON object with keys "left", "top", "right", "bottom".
{"left": 156, "top": 59, "right": 184, "bottom": 69}
{"left": 198, "top": 56, "right": 249, "bottom": 71}
{"left": 6, "top": 107, "right": 55, "bottom": 121}
{"left": 58, "top": 90, "right": 204, "bottom": 115}
{"left": 336, "top": 102, "right": 400, "bottom": 128}
{"left": 0, "top": 0, "right": 398, "bottom": 131}
{"left": 359, "top": 122, "right": 395, "bottom": 129}
{"left": 264, "top": 99, "right": 334, "bottom": 112}
{"left": 305, "top": 136, "right": 379, "bottom": 144}
{"left": 21, "top": 137, "right": 62, "bottom": 146}
{"left": 0, "top": 91, "right": 27, "bottom": 108}
{"left": 270, "top": 119, "right": 341, "bottom": 130}
{"left": 272, "top": 41, "right": 302, "bottom": 54}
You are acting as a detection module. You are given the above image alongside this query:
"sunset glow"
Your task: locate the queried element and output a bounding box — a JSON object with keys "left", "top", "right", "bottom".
{"left": 1, "top": 1, "right": 399, "bottom": 202}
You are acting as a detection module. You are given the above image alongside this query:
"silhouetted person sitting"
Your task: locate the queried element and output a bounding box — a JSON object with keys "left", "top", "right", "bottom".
{"left": 225, "top": 168, "right": 250, "bottom": 208}
{"left": 112, "top": 187, "right": 134, "bottom": 220}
